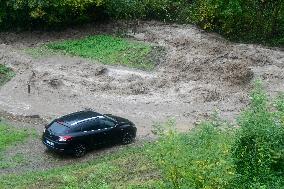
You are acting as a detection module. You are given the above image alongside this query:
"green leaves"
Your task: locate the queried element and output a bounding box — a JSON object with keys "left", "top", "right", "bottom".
{"left": 151, "top": 120, "right": 236, "bottom": 189}
{"left": 0, "top": 64, "right": 14, "bottom": 86}
{"left": 0, "top": 0, "right": 105, "bottom": 29}
{"left": 233, "top": 81, "right": 284, "bottom": 188}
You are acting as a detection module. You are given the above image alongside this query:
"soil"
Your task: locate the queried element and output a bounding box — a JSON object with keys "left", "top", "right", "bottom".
{"left": 0, "top": 21, "right": 283, "bottom": 174}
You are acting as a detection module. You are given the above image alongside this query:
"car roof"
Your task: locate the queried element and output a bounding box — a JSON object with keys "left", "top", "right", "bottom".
{"left": 57, "top": 111, "right": 103, "bottom": 127}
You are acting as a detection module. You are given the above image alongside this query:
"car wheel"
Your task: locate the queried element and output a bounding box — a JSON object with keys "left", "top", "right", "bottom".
{"left": 73, "top": 144, "right": 87, "bottom": 158}
{"left": 121, "top": 132, "right": 134, "bottom": 145}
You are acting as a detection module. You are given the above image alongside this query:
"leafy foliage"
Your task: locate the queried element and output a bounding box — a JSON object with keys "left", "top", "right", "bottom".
{"left": 151, "top": 119, "right": 236, "bottom": 188}
{"left": 191, "top": 0, "right": 284, "bottom": 45}
{"left": 104, "top": 0, "right": 146, "bottom": 20}
{"left": 233, "top": 81, "right": 284, "bottom": 188}
{"left": 0, "top": 0, "right": 104, "bottom": 29}
{"left": 0, "top": 64, "right": 14, "bottom": 86}
{"left": 46, "top": 35, "right": 155, "bottom": 70}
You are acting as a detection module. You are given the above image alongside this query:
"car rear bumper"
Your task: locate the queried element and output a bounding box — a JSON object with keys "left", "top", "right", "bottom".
{"left": 42, "top": 137, "right": 73, "bottom": 153}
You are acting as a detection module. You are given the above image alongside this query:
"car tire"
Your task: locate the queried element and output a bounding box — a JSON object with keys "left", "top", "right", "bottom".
{"left": 121, "top": 132, "right": 134, "bottom": 145}
{"left": 73, "top": 144, "right": 87, "bottom": 158}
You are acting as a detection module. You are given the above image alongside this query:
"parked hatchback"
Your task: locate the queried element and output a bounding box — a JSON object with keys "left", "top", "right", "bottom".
{"left": 42, "top": 110, "right": 137, "bottom": 157}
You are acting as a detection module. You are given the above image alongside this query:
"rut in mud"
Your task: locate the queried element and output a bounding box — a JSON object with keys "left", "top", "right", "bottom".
{"left": 0, "top": 21, "right": 284, "bottom": 174}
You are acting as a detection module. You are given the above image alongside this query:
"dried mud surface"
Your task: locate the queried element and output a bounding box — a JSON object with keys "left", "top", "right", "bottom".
{"left": 0, "top": 21, "right": 283, "bottom": 174}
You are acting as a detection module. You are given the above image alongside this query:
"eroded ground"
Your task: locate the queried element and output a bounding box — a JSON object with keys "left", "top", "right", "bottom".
{"left": 0, "top": 21, "right": 283, "bottom": 174}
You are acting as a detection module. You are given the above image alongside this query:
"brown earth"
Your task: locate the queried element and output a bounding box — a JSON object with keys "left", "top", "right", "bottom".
{"left": 0, "top": 21, "right": 283, "bottom": 174}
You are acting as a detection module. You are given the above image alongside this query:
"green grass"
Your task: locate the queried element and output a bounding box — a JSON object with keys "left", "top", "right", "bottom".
{"left": 0, "top": 64, "right": 14, "bottom": 86}
{"left": 0, "top": 145, "right": 161, "bottom": 189}
{"left": 0, "top": 122, "right": 30, "bottom": 152}
{"left": 42, "top": 35, "right": 156, "bottom": 70}
{"left": 0, "top": 121, "right": 30, "bottom": 169}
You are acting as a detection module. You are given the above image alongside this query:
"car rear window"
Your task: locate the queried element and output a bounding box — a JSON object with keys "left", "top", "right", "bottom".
{"left": 47, "top": 121, "right": 70, "bottom": 134}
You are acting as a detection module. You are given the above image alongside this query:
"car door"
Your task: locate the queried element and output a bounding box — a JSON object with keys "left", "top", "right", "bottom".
{"left": 81, "top": 119, "right": 105, "bottom": 146}
{"left": 98, "top": 118, "right": 118, "bottom": 143}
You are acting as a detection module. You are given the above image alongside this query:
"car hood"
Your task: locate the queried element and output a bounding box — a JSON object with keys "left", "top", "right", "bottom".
{"left": 105, "top": 114, "right": 133, "bottom": 125}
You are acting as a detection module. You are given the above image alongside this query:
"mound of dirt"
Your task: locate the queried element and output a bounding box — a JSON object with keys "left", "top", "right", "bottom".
{"left": 222, "top": 61, "right": 254, "bottom": 85}
{"left": 46, "top": 78, "right": 64, "bottom": 89}
{"left": 94, "top": 66, "right": 108, "bottom": 76}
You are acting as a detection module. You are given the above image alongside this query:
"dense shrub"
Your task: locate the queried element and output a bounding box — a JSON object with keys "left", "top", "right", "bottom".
{"left": 104, "top": 0, "right": 146, "bottom": 20}
{"left": 151, "top": 119, "right": 236, "bottom": 188}
{"left": 233, "top": 81, "right": 284, "bottom": 188}
{"left": 191, "top": 0, "right": 284, "bottom": 45}
{"left": 0, "top": 0, "right": 104, "bottom": 29}
{"left": 104, "top": 0, "right": 188, "bottom": 22}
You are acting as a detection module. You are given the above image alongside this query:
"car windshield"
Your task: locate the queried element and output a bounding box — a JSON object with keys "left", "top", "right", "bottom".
{"left": 47, "top": 121, "right": 70, "bottom": 135}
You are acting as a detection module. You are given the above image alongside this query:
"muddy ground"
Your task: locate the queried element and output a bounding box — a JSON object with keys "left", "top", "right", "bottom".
{"left": 0, "top": 21, "right": 283, "bottom": 174}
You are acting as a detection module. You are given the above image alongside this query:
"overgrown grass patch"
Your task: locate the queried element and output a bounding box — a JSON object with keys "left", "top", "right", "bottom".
{"left": 0, "top": 64, "right": 14, "bottom": 86}
{"left": 0, "top": 145, "right": 161, "bottom": 188}
{"left": 0, "top": 121, "right": 30, "bottom": 169}
{"left": 0, "top": 121, "right": 30, "bottom": 152}
{"left": 43, "top": 35, "right": 157, "bottom": 70}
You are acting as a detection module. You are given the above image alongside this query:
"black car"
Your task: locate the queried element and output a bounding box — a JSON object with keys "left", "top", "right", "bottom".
{"left": 42, "top": 110, "right": 137, "bottom": 157}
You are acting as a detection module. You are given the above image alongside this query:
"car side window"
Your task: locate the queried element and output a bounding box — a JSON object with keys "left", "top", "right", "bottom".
{"left": 98, "top": 118, "right": 116, "bottom": 130}
{"left": 70, "top": 126, "right": 82, "bottom": 133}
{"left": 81, "top": 119, "right": 99, "bottom": 131}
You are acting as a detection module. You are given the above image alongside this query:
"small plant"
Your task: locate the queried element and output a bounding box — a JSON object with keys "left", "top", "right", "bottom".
{"left": 0, "top": 64, "right": 14, "bottom": 86}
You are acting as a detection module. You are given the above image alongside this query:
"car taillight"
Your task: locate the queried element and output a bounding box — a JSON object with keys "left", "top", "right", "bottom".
{"left": 58, "top": 136, "right": 73, "bottom": 141}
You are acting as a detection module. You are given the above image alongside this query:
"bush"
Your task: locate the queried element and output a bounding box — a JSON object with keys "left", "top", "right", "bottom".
{"left": 151, "top": 119, "right": 235, "bottom": 188}
{"left": 144, "top": 0, "right": 188, "bottom": 22}
{"left": 0, "top": 0, "right": 104, "bottom": 29}
{"left": 191, "top": 0, "right": 284, "bottom": 45}
{"left": 104, "top": 0, "right": 146, "bottom": 20}
{"left": 232, "top": 81, "right": 284, "bottom": 188}
{"left": 104, "top": 0, "right": 188, "bottom": 22}
{"left": 0, "top": 64, "right": 14, "bottom": 86}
